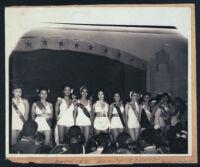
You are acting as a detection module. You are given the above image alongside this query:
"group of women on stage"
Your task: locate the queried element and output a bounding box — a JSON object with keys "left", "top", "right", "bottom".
{"left": 11, "top": 83, "right": 186, "bottom": 147}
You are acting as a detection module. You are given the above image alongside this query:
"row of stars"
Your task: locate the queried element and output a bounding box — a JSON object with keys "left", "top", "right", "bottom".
{"left": 25, "top": 40, "right": 110, "bottom": 53}
{"left": 24, "top": 40, "right": 146, "bottom": 68}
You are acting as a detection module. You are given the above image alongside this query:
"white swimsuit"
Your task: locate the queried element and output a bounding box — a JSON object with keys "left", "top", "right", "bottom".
{"left": 127, "top": 102, "right": 140, "bottom": 128}
{"left": 94, "top": 101, "right": 110, "bottom": 131}
{"left": 57, "top": 98, "right": 75, "bottom": 127}
{"left": 76, "top": 100, "right": 91, "bottom": 126}
{"left": 12, "top": 98, "right": 25, "bottom": 130}
{"left": 111, "top": 104, "right": 125, "bottom": 129}
{"left": 35, "top": 102, "right": 51, "bottom": 131}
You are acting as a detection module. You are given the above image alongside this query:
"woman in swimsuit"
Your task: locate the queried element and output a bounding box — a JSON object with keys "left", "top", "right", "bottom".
{"left": 109, "top": 92, "right": 125, "bottom": 141}
{"left": 125, "top": 91, "right": 141, "bottom": 142}
{"left": 11, "top": 83, "right": 29, "bottom": 145}
{"left": 55, "top": 86, "right": 77, "bottom": 144}
{"left": 76, "top": 86, "right": 92, "bottom": 145}
{"left": 31, "top": 87, "right": 53, "bottom": 145}
{"left": 92, "top": 90, "right": 110, "bottom": 135}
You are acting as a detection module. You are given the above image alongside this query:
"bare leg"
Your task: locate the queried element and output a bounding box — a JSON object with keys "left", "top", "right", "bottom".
{"left": 128, "top": 128, "right": 136, "bottom": 142}
{"left": 119, "top": 128, "right": 124, "bottom": 134}
{"left": 134, "top": 128, "right": 140, "bottom": 142}
{"left": 58, "top": 125, "right": 66, "bottom": 144}
{"left": 112, "top": 128, "right": 124, "bottom": 141}
{"left": 94, "top": 129, "right": 101, "bottom": 135}
{"left": 11, "top": 130, "right": 21, "bottom": 145}
{"left": 82, "top": 126, "right": 90, "bottom": 145}
{"left": 43, "top": 130, "right": 51, "bottom": 145}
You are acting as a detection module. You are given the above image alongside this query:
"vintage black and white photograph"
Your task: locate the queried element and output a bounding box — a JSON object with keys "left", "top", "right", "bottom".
{"left": 5, "top": 5, "right": 195, "bottom": 162}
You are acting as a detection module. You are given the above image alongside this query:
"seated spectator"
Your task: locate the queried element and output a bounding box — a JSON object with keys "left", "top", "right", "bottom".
{"left": 87, "top": 132, "right": 112, "bottom": 154}
{"left": 11, "top": 120, "right": 41, "bottom": 154}
{"left": 85, "top": 136, "right": 98, "bottom": 153}
{"left": 166, "top": 122, "right": 183, "bottom": 146}
{"left": 139, "top": 128, "right": 169, "bottom": 154}
{"left": 170, "top": 130, "right": 188, "bottom": 154}
{"left": 102, "top": 144, "right": 117, "bottom": 154}
{"left": 34, "top": 132, "right": 52, "bottom": 154}
{"left": 115, "top": 132, "right": 137, "bottom": 154}
{"left": 34, "top": 132, "right": 45, "bottom": 146}
{"left": 50, "top": 126, "right": 85, "bottom": 154}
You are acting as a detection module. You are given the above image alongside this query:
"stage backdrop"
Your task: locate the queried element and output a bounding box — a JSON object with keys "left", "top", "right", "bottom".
{"left": 10, "top": 49, "right": 146, "bottom": 105}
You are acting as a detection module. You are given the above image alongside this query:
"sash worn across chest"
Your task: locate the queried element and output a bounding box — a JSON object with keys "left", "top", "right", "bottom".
{"left": 12, "top": 101, "right": 26, "bottom": 123}
{"left": 129, "top": 103, "right": 141, "bottom": 123}
{"left": 77, "top": 103, "right": 90, "bottom": 118}
{"left": 36, "top": 101, "right": 52, "bottom": 128}
{"left": 113, "top": 104, "right": 126, "bottom": 128}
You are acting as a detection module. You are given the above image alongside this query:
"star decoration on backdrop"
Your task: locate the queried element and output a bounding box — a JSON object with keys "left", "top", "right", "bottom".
{"left": 142, "top": 63, "right": 146, "bottom": 68}
{"left": 58, "top": 41, "right": 64, "bottom": 47}
{"left": 88, "top": 45, "right": 93, "bottom": 51}
{"left": 117, "top": 52, "right": 121, "bottom": 57}
{"left": 104, "top": 48, "right": 108, "bottom": 53}
{"left": 25, "top": 41, "right": 32, "bottom": 48}
{"left": 42, "top": 40, "right": 48, "bottom": 46}
{"left": 74, "top": 42, "right": 79, "bottom": 48}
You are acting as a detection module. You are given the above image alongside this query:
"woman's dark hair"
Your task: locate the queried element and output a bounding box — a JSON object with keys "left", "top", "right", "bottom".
{"left": 36, "top": 86, "right": 50, "bottom": 94}
{"left": 93, "top": 89, "right": 105, "bottom": 102}
{"left": 12, "top": 83, "right": 23, "bottom": 90}
{"left": 113, "top": 92, "right": 121, "bottom": 102}
{"left": 139, "top": 92, "right": 151, "bottom": 105}
{"left": 79, "top": 86, "right": 88, "bottom": 93}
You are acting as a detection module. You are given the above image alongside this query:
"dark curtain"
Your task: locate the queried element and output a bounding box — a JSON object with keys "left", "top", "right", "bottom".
{"left": 9, "top": 49, "right": 146, "bottom": 105}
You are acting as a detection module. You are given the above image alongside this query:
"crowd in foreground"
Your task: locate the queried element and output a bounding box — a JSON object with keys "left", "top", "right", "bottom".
{"left": 10, "top": 84, "right": 188, "bottom": 154}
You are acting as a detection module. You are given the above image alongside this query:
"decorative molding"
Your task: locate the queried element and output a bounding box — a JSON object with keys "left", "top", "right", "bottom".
{"left": 155, "top": 48, "right": 170, "bottom": 72}
{"left": 14, "top": 37, "right": 148, "bottom": 71}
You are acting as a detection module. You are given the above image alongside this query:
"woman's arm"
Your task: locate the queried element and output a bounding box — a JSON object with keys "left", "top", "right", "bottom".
{"left": 55, "top": 100, "right": 61, "bottom": 120}
{"left": 109, "top": 104, "right": 113, "bottom": 121}
{"left": 124, "top": 103, "right": 129, "bottom": 124}
{"left": 23, "top": 99, "right": 29, "bottom": 121}
{"left": 31, "top": 102, "right": 36, "bottom": 120}
{"left": 89, "top": 100, "right": 92, "bottom": 118}
{"left": 49, "top": 103, "right": 53, "bottom": 119}
{"left": 154, "top": 108, "right": 161, "bottom": 129}
{"left": 91, "top": 104, "right": 96, "bottom": 125}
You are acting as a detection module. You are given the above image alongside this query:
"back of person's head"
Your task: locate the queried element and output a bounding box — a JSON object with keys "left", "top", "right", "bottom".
{"left": 116, "top": 132, "right": 134, "bottom": 150}
{"left": 95, "top": 132, "right": 112, "bottom": 147}
{"left": 140, "top": 128, "right": 160, "bottom": 147}
{"left": 102, "top": 144, "right": 117, "bottom": 154}
{"left": 22, "top": 120, "right": 38, "bottom": 137}
{"left": 68, "top": 125, "right": 84, "bottom": 144}
{"left": 34, "top": 132, "right": 45, "bottom": 146}
{"left": 68, "top": 126, "right": 81, "bottom": 137}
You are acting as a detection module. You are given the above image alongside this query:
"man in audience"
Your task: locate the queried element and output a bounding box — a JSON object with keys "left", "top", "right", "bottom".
{"left": 11, "top": 120, "right": 41, "bottom": 154}
{"left": 115, "top": 132, "right": 138, "bottom": 154}
{"left": 50, "top": 125, "right": 85, "bottom": 154}
{"left": 34, "top": 132, "right": 52, "bottom": 154}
